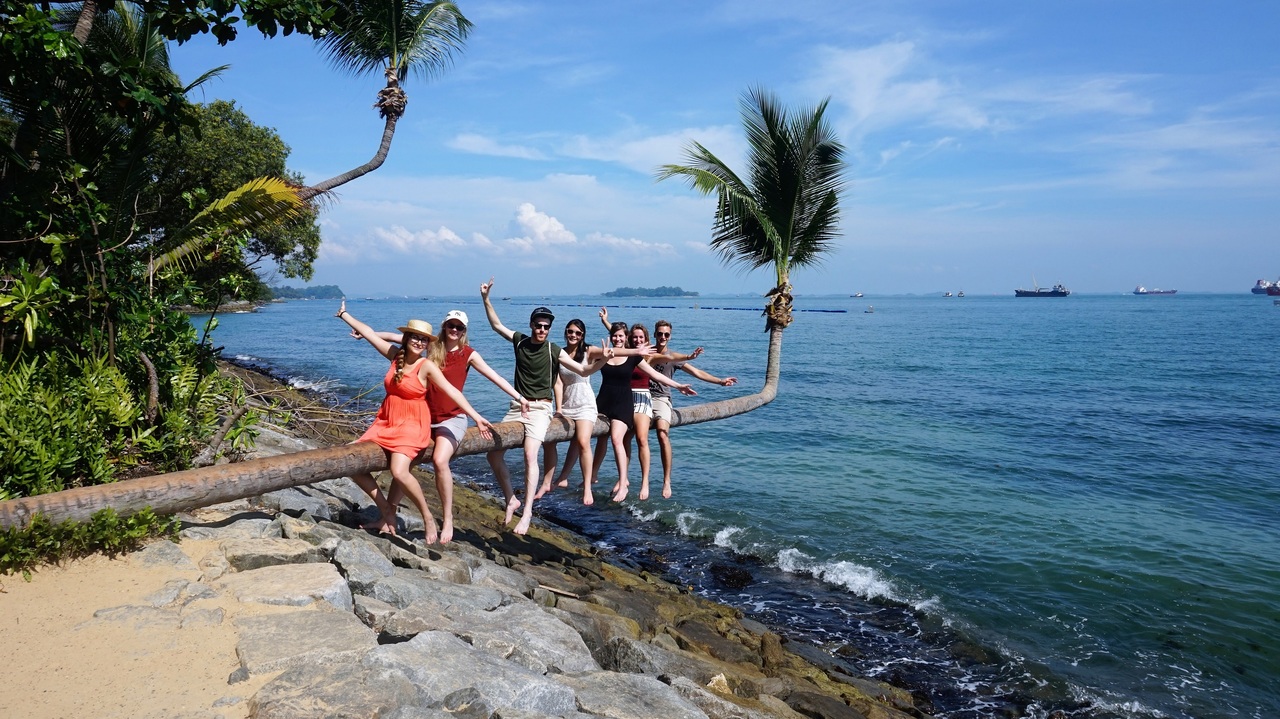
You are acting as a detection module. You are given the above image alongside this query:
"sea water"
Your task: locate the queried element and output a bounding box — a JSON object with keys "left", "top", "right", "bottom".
{"left": 200, "top": 293, "right": 1280, "bottom": 718}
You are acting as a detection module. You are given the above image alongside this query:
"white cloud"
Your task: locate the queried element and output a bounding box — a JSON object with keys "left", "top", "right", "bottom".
{"left": 560, "top": 126, "right": 745, "bottom": 174}
{"left": 447, "top": 133, "right": 547, "bottom": 159}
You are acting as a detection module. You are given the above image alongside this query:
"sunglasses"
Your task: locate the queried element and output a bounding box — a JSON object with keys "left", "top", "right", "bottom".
{"left": 444, "top": 323, "right": 466, "bottom": 332}
{"left": 533, "top": 322, "right": 551, "bottom": 330}
{"left": 565, "top": 329, "right": 583, "bottom": 336}
{"left": 655, "top": 332, "right": 670, "bottom": 338}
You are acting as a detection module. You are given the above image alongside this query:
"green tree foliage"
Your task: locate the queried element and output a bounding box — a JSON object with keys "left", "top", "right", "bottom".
{"left": 269, "top": 284, "right": 345, "bottom": 299}
{"left": 656, "top": 87, "right": 847, "bottom": 329}
{"left": 145, "top": 100, "right": 323, "bottom": 298}
{"left": 0, "top": 0, "right": 341, "bottom": 560}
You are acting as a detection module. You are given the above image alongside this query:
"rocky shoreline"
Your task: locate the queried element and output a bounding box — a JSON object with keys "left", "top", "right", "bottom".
{"left": 132, "top": 414, "right": 928, "bottom": 719}
{"left": 55, "top": 351, "right": 934, "bottom": 719}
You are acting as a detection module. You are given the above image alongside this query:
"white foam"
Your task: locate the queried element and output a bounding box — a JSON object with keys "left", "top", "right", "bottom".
{"left": 774, "top": 548, "right": 921, "bottom": 607}
{"left": 713, "top": 526, "right": 743, "bottom": 549}
{"left": 674, "top": 511, "right": 704, "bottom": 536}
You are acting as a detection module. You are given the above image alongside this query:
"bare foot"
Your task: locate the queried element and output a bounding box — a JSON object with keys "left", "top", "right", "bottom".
{"left": 439, "top": 517, "right": 454, "bottom": 544}
{"left": 583, "top": 488, "right": 594, "bottom": 506}
{"left": 504, "top": 495, "right": 521, "bottom": 525}
{"left": 638, "top": 481, "right": 650, "bottom": 501}
{"left": 612, "top": 483, "right": 629, "bottom": 503}
{"left": 423, "top": 516, "right": 438, "bottom": 545}
{"left": 534, "top": 481, "right": 552, "bottom": 500}
{"left": 513, "top": 513, "right": 532, "bottom": 535}
{"left": 555, "top": 478, "right": 569, "bottom": 488}
{"left": 662, "top": 480, "right": 673, "bottom": 499}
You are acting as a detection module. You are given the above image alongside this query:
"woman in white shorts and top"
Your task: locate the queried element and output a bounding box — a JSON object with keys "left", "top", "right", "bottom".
{"left": 363, "top": 309, "right": 527, "bottom": 543}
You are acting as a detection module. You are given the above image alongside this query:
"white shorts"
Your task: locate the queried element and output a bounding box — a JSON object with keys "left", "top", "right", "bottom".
{"left": 652, "top": 395, "right": 673, "bottom": 424}
{"left": 631, "top": 389, "right": 653, "bottom": 418}
{"left": 431, "top": 414, "right": 469, "bottom": 449}
{"left": 502, "top": 399, "right": 554, "bottom": 443}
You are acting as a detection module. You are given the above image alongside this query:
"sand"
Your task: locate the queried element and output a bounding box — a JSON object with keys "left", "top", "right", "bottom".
{"left": 0, "top": 540, "right": 287, "bottom": 719}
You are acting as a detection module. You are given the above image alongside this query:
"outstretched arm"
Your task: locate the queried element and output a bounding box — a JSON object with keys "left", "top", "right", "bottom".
{"left": 336, "top": 300, "right": 397, "bottom": 360}
{"left": 420, "top": 361, "right": 494, "bottom": 439}
{"left": 557, "top": 350, "right": 601, "bottom": 377}
{"left": 468, "top": 352, "right": 530, "bottom": 416}
{"left": 638, "top": 360, "right": 697, "bottom": 395}
{"left": 350, "top": 329, "right": 403, "bottom": 344}
{"left": 481, "top": 277, "right": 515, "bottom": 341}
{"left": 681, "top": 363, "right": 737, "bottom": 387}
{"left": 659, "top": 346, "right": 703, "bottom": 363}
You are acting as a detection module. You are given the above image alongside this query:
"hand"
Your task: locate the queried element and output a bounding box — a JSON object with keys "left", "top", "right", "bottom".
{"left": 476, "top": 417, "right": 494, "bottom": 440}
{"left": 678, "top": 384, "right": 697, "bottom": 396}
{"left": 335, "top": 298, "right": 347, "bottom": 318}
{"left": 349, "top": 329, "right": 363, "bottom": 340}
{"left": 636, "top": 342, "right": 656, "bottom": 356}
{"left": 480, "top": 276, "right": 494, "bottom": 299}
{"left": 519, "top": 397, "right": 530, "bottom": 418}
{"left": 599, "top": 338, "right": 614, "bottom": 359}
{"left": 722, "top": 377, "right": 738, "bottom": 387}
{"left": 598, "top": 307, "right": 608, "bottom": 323}
{"left": 689, "top": 346, "right": 704, "bottom": 359}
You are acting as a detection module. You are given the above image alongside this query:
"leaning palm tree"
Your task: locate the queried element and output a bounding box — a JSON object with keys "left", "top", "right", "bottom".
{"left": 655, "top": 86, "right": 846, "bottom": 408}
{"left": 300, "top": 0, "right": 471, "bottom": 200}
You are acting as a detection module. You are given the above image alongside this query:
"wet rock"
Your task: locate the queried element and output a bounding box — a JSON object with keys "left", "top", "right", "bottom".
{"left": 785, "top": 690, "right": 867, "bottom": 719}
{"left": 670, "top": 619, "right": 762, "bottom": 667}
{"left": 709, "top": 563, "right": 754, "bottom": 589}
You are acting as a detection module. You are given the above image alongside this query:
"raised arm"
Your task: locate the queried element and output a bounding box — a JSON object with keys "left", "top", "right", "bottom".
{"left": 335, "top": 300, "right": 397, "bottom": 360}
{"left": 420, "top": 361, "right": 494, "bottom": 439}
{"left": 350, "top": 329, "right": 404, "bottom": 344}
{"left": 468, "top": 351, "right": 530, "bottom": 416}
{"left": 638, "top": 360, "right": 697, "bottom": 395}
{"left": 480, "top": 277, "right": 515, "bottom": 341}
{"left": 598, "top": 307, "right": 611, "bottom": 332}
{"left": 681, "top": 363, "right": 737, "bottom": 387}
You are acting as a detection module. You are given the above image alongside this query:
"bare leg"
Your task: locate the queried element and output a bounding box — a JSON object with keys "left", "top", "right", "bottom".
{"left": 655, "top": 418, "right": 673, "bottom": 498}
{"left": 592, "top": 434, "right": 611, "bottom": 494}
{"left": 432, "top": 437, "right": 458, "bottom": 543}
{"left": 487, "top": 449, "right": 520, "bottom": 525}
{"left": 555, "top": 441, "right": 580, "bottom": 488}
{"left": 610, "top": 420, "right": 631, "bottom": 502}
{"left": 633, "top": 412, "right": 653, "bottom": 500}
{"left": 351, "top": 472, "right": 396, "bottom": 533}
{"left": 513, "top": 437, "right": 541, "bottom": 535}
{"left": 389, "top": 453, "right": 437, "bottom": 544}
{"left": 535, "top": 441, "right": 558, "bottom": 499}
{"left": 573, "top": 420, "right": 595, "bottom": 505}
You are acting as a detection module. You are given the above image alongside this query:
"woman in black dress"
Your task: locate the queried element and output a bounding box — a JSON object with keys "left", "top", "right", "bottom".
{"left": 595, "top": 321, "right": 695, "bottom": 502}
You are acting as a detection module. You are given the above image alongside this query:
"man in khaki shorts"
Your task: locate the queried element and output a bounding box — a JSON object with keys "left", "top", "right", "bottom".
{"left": 648, "top": 319, "right": 737, "bottom": 499}
{"left": 480, "top": 277, "right": 596, "bottom": 534}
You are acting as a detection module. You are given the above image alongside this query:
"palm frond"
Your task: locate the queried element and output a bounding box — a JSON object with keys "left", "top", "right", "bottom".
{"left": 147, "top": 177, "right": 308, "bottom": 277}
{"left": 318, "top": 0, "right": 471, "bottom": 84}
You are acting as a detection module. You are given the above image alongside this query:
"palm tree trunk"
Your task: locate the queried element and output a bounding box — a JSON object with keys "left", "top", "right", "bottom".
{"left": 298, "top": 115, "right": 398, "bottom": 202}
{"left": 0, "top": 327, "right": 784, "bottom": 529}
{"left": 73, "top": 0, "right": 98, "bottom": 43}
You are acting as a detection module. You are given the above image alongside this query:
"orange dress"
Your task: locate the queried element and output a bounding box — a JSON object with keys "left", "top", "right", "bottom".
{"left": 357, "top": 357, "right": 433, "bottom": 457}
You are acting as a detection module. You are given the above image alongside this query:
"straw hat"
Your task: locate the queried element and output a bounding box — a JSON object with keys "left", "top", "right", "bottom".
{"left": 397, "top": 319, "right": 436, "bottom": 341}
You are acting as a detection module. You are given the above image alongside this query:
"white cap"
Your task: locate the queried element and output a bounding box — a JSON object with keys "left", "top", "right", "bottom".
{"left": 443, "top": 309, "right": 469, "bottom": 328}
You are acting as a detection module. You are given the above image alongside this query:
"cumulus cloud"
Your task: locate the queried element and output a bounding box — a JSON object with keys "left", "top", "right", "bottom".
{"left": 448, "top": 133, "right": 547, "bottom": 159}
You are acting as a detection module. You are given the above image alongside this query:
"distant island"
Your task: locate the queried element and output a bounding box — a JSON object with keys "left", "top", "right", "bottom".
{"left": 603, "top": 286, "right": 698, "bottom": 298}
{"left": 269, "top": 284, "right": 345, "bottom": 300}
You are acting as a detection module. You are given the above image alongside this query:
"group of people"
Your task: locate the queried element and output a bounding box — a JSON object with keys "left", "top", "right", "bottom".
{"left": 336, "top": 277, "right": 737, "bottom": 543}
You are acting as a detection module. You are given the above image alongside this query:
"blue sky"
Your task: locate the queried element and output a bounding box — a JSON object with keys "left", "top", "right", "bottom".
{"left": 168, "top": 1, "right": 1280, "bottom": 297}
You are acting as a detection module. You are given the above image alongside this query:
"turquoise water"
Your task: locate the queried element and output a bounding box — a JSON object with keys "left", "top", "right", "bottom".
{"left": 203, "top": 293, "right": 1280, "bottom": 718}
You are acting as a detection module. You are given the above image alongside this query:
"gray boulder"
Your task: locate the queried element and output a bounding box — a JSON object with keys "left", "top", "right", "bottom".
{"left": 365, "top": 631, "right": 577, "bottom": 716}
{"left": 555, "top": 671, "right": 708, "bottom": 719}
{"left": 233, "top": 610, "right": 377, "bottom": 675}
{"left": 370, "top": 569, "right": 503, "bottom": 611}
{"left": 333, "top": 539, "right": 398, "bottom": 593}
{"left": 216, "top": 562, "right": 353, "bottom": 611}
{"left": 219, "top": 537, "right": 329, "bottom": 572}
{"left": 249, "top": 655, "right": 428, "bottom": 719}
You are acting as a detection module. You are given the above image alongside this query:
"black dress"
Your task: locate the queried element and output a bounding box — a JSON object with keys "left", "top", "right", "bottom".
{"left": 596, "top": 356, "right": 642, "bottom": 423}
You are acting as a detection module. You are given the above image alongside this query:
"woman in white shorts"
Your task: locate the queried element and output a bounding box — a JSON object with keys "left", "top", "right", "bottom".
{"left": 365, "top": 310, "right": 527, "bottom": 542}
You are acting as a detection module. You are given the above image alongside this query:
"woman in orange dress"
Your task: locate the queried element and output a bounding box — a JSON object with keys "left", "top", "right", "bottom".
{"left": 336, "top": 300, "right": 493, "bottom": 543}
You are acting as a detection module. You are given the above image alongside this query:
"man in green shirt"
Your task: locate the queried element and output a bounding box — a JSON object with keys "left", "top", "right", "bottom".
{"left": 480, "top": 277, "right": 596, "bottom": 535}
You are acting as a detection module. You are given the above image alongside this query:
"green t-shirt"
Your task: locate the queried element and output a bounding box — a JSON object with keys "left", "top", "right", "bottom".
{"left": 510, "top": 332, "right": 561, "bottom": 401}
